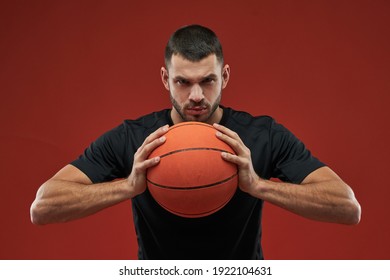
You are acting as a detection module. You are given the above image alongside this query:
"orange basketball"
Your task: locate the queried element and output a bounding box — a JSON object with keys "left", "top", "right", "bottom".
{"left": 146, "top": 122, "right": 238, "bottom": 218}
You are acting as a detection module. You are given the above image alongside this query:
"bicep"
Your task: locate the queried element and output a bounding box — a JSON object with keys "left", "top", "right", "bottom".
{"left": 51, "top": 164, "right": 93, "bottom": 185}
{"left": 301, "top": 166, "right": 342, "bottom": 184}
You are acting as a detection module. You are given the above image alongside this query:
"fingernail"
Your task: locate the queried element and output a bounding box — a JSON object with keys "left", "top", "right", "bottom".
{"left": 216, "top": 131, "right": 222, "bottom": 137}
{"left": 160, "top": 136, "right": 166, "bottom": 142}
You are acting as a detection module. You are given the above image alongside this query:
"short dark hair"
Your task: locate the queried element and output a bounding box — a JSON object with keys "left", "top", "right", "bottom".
{"left": 164, "top": 24, "right": 224, "bottom": 67}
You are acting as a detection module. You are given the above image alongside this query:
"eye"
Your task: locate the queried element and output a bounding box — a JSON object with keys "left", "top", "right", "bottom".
{"left": 201, "top": 77, "right": 215, "bottom": 85}
{"left": 175, "top": 79, "right": 189, "bottom": 86}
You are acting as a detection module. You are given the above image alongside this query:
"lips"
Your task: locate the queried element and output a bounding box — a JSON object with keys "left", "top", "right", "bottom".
{"left": 186, "top": 106, "right": 207, "bottom": 115}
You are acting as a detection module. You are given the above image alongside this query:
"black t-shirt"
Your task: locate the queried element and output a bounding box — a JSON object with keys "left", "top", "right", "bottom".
{"left": 71, "top": 107, "right": 325, "bottom": 259}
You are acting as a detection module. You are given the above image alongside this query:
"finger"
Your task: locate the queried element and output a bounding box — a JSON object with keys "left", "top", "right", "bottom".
{"left": 214, "top": 127, "right": 246, "bottom": 155}
{"left": 136, "top": 124, "right": 168, "bottom": 155}
{"left": 221, "top": 151, "right": 241, "bottom": 165}
{"left": 131, "top": 156, "right": 161, "bottom": 183}
{"left": 223, "top": 150, "right": 253, "bottom": 168}
{"left": 141, "top": 125, "right": 169, "bottom": 148}
{"left": 136, "top": 156, "right": 161, "bottom": 173}
{"left": 138, "top": 134, "right": 166, "bottom": 160}
{"left": 213, "top": 123, "right": 240, "bottom": 140}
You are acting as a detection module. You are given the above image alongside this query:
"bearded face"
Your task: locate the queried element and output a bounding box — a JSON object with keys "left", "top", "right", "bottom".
{"left": 161, "top": 54, "right": 230, "bottom": 124}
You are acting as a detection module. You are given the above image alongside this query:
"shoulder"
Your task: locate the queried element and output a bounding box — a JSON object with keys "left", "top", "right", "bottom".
{"left": 105, "top": 109, "right": 171, "bottom": 141}
{"left": 123, "top": 109, "right": 171, "bottom": 133}
{"left": 125, "top": 109, "right": 171, "bottom": 128}
{"left": 223, "top": 107, "right": 298, "bottom": 149}
{"left": 95, "top": 109, "right": 171, "bottom": 148}
{"left": 223, "top": 106, "right": 276, "bottom": 131}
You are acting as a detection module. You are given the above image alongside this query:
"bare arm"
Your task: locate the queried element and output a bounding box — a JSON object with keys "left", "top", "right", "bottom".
{"left": 30, "top": 125, "right": 169, "bottom": 225}
{"left": 249, "top": 166, "right": 361, "bottom": 224}
{"left": 30, "top": 165, "right": 133, "bottom": 225}
{"left": 214, "top": 123, "right": 361, "bottom": 225}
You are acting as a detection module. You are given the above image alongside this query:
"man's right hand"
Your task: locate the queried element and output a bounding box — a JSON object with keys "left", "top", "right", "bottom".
{"left": 126, "top": 124, "right": 169, "bottom": 197}
{"left": 30, "top": 124, "right": 169, "bottom": 225}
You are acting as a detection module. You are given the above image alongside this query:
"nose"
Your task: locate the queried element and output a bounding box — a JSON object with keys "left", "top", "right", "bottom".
{"left": 189, "top": 83, "right": 204, "bottom": 102}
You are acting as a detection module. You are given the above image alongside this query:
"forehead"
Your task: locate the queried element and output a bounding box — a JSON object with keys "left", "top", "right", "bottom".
{"left": 168, "top": 54, "right": 222, "bottom": 78}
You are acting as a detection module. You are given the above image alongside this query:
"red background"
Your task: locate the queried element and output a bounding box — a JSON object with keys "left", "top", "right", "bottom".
{"left": 1, "top": 0, "right": 389, "bottom": 259}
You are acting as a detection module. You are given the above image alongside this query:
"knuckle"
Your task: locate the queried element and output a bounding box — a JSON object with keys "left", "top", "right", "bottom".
{"left": 134, "top": 149, "right": 142, "bottom": 159}
{"left": 135, "top": 145, "right": 142, "bottom": 154}
{"left": 133, "top": 162, "right": 143, "bottom": 173}
{"left": 242, "top": 158, "right": 251, "bottom": 168}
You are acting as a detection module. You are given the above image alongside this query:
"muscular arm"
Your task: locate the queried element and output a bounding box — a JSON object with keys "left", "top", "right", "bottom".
{"left": 30, "top": 165, "right": 134, "bottom": 225}
{"left": 30, "top": 125, "right": 169, "bottom": 225}
{"left": 214, "top": 123, "right": 361, "bottom": 225}
{"left": 250, "top": 166, "right": 361, "bottom": 224}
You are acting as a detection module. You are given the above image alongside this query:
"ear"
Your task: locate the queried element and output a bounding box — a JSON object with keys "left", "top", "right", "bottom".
{"left": 161, "top": 67, "right": 170, "bottom": 91}
{"left": 221, "top": 64, "right": 230, "bottom": 89}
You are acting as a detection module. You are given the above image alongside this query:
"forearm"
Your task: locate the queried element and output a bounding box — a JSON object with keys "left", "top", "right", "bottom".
{"left": 213, "top": 124, "right": 361, "bottom": 225}
{"left": 251, "top": 177, "right": 361, "bottom": 224}
{"left": 30, "top": 178, "right": 134, "bottom": 225}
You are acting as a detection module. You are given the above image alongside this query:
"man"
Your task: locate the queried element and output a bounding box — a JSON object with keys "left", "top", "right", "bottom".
{"left": 30, "top": 25, "right": 361, "bottom": 259}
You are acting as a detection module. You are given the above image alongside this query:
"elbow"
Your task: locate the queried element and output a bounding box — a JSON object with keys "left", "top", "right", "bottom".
{"left": 340, "top": 183, "right": 361, "bottom": 225}
{"left": 30, "top": 201, "right": 49, "bottom": 226}
{"left": 350, "top": 200, "right": 362, "bottom": 225}
{"left": 344, "top": 198, "right": 362, "bottom": 225}
{"left": 30, "top": 182, "right": 53, "bottom": 225}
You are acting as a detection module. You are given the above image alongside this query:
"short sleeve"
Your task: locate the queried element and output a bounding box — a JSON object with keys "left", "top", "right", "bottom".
{"left": 270, "top": 120, "right": 325, "bottom": 183}
{"left": 71, "top": 124, "right": 129, "bottom": 183}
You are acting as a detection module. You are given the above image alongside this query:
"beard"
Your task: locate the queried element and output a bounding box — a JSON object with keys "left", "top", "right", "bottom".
{"left": 170, "top": 91, "right": 222, "bottom": 123}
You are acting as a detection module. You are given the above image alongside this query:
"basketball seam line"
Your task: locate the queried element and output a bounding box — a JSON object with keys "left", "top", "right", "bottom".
{"left": 168, "top": 122, "right": 212, "bottom": 132}
{"left": 146, "top": 172, "right": 238, "bottom": 190}
{"left": 159, "top": 147, "right": 233, "bottom": 158}
{"left": 158, "top": 198, "right": 232, "bottom": 217}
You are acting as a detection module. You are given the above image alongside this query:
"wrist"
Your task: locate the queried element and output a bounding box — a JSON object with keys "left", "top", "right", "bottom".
{"left": 124, "top": 176, "right": 147, "bottom": 199}
{"left": 247, "top": 177, "right": 269, "bottom": 199}
{"left": 114, "top": 179, "right": 136, "bottom": 199}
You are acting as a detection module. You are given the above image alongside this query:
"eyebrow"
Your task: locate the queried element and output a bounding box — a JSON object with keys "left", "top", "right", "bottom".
{"left": 172, "top": 73, "right": 218, "bottom": 82}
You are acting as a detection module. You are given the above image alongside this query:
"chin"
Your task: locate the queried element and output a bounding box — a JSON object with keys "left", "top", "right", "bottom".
{"left": 183, "top": 114, "right": 208, "bottom": 123}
